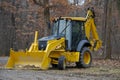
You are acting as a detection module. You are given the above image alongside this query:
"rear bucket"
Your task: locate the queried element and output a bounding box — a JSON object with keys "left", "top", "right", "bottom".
{"left": 5, "top": 49, "right": 50, "bottom": 70}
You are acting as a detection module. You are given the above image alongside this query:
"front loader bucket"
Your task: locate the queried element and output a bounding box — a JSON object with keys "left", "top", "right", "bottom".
{"left": 6, "top": 31, "right": 51, "bottom": 70}
{"left": 5, "top": 49, "right": 51, "bottom": 70}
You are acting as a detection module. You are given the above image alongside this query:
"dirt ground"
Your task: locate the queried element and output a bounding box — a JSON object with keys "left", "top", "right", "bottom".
{"left": 0, "top": 57, "right": 120, "bottom": 80}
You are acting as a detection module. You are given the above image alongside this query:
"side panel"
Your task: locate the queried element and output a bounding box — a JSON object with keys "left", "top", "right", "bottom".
{"left": 77, "top": 40, "right": 91, "bottom": 52}
{"left": 65, "top": 52, "right": 80, "bottom": 62}
{"left": 50, "top": 51, "right": 80, "bottom": 62}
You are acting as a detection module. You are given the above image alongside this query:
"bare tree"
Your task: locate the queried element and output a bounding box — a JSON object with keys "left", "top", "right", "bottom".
{"left": 104, "top": 0, "right": 112, "bottom": 59}
{"left": 33, "top": 0, "right": 50, "bottom": 36}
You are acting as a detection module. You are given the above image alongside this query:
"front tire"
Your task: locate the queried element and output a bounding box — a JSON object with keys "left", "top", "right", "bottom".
{"left": 52, "top": 64, "right": 58, "bottom": 68}
{"left": 58, "top": 56, "right": 66, "bottom": 70}
{"left": 76, "top": 47, "right": 92, "bottom": 68}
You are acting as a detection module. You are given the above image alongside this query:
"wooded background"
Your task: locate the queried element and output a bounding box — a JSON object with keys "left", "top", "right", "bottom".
{"left": 0, "top": 0, "right": 120, "bottom": 59}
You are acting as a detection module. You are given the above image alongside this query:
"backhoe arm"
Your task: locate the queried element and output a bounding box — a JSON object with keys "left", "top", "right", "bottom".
{"left": 85, "top": 9, "right": 102, "bottom": 51}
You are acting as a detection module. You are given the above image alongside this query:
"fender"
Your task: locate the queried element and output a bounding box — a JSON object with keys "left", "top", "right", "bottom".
{"left": 77, "top": 40, "right": 91, "bottom": 52}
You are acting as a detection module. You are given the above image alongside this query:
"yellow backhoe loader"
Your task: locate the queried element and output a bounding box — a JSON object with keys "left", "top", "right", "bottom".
{"left": 6, "top": 8, "right": 102, "bottom": 70}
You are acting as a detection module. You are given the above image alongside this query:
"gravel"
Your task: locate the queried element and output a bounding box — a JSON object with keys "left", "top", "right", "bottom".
{"left": 0, "top": 57, "right": 120, "bottom": 80}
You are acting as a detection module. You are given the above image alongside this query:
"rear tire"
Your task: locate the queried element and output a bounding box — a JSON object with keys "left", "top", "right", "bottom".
{"left": 58, "top": 56, "right": 66, "bottom": 70}
{"left": 76, "top": 47, "right": 92, "bottom": 68}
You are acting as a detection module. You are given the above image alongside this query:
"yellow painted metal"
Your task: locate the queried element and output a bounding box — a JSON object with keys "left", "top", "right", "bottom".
{"left": 40, "top": 38, "right": 65, "bottom": 69}
{"left": 6, "top": 49, "right": 46, "bottom": 69}
{"left": 28, "top": 31, "right": 38, "bottom": 52}
{"left": 64, "top": 52, "right": 80, "bottom": 62}
{"left": 85, "top": 10, "right": 102, "bottom": 51}
{"left": 50, "top": 51, "right": 80, "bottom": 63}
{"left": 83, "top": 52, "right": 90, "bottom": 64}
{"left": 6, "top": 31, "right": 78, "bottom": 70}
{"left": 6, "top": 9, "right": 102, "bottom": 70}
{"left": 6, "top": 31, "right": 50, "bottom": 70}
{"left": 52, "top": 9, "right": 102, "bottom": 51}
{"left": 61, "top": 17, "right": 86, "bottom": 21}
{"left": 54, "top": 10, "right": 102, "bottom": 51}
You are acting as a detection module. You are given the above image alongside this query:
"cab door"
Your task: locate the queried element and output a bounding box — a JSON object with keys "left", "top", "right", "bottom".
{"left": 71, "top": 21, "right": 85, "bottom": 51}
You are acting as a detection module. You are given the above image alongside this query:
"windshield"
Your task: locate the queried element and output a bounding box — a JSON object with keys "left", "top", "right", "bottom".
{"left": 52, "top": 19, "right": 70, "bottom": 36}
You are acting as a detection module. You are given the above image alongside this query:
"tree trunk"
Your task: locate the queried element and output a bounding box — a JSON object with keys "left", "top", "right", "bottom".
{"left": 43, "top": 0, "right": 50, "bottom": 36}
{"left": 105, "top": 0, "right": 112, "bottom": 59}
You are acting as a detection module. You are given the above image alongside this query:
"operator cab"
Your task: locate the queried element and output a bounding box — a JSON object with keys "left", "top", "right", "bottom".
{"left": 38, "top": 18, "right": 86, "bottom": 51}
{"left": 52, "top": 18, "right": 86, "bottom": 51}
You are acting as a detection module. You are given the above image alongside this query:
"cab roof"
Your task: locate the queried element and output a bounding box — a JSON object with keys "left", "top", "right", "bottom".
{"left": 61, "top": 17, "right": 86, "bottom": 21}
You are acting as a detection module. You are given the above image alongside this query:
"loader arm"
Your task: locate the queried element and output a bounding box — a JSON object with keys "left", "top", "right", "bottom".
{"left": 28, "top": 31, "right": 65, "bottom": 69}
{"left": 40, "top": 38, "right": 65, "bottom": 69}
{"left": 6, "top": 31, "right": 65, "bottom": 70}
{"left": 85, "top": 9, "right": 102, "bottom": 51}
{"left": 28, "top": 31, "right": 39, "bottom": 52}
